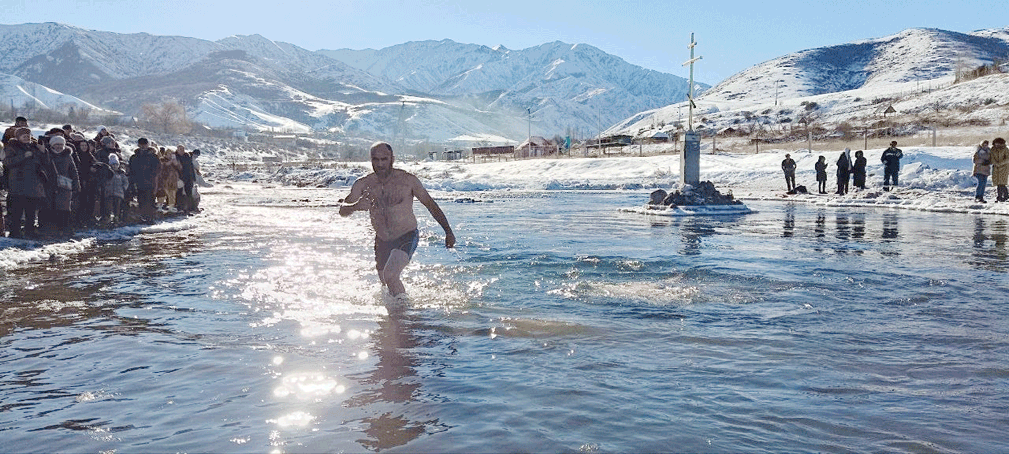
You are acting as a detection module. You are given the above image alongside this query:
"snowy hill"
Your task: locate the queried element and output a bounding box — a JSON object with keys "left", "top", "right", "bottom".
{"left": 0, "top": 72, "right": 112, "bottom": 117}
{"left": 607, "top": 27, "right": 1009, "bottom": 139}
{"left": 0, "top": 23, "right": 697, "bottom": 144}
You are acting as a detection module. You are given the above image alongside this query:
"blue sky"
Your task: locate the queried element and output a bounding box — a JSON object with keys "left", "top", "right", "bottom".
{"left": 4, "top": 0, "right": 1007, "bottom": 84}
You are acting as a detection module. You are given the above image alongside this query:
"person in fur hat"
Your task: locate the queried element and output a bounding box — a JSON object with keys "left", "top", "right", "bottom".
{"left": 157, "top": 147, "right": 182, "bottom": 211}
{"left": 44, "top": 136, "right": 81, "bottom": 237}
{"left": 129, "top": 138, "right": 161, "bottom": 224}
{"left": 2, "top": 117, "right": 28, "bottom": 144}
{"left": 3, "top": 127, "right": 54, "bottom": 238}
{"left": 93, "top": 125, "right": 118, "bottom": 149}
{"left": 991, "top": 138, "right": 1009, "bottom": 202}
{"left": 973, "top": 140, "right": 992, "bottom": 203}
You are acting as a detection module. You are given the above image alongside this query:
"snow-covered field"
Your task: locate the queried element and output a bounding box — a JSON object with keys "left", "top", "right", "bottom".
{"left": 238, "top": 143, "right": 1009, "bottom": 217}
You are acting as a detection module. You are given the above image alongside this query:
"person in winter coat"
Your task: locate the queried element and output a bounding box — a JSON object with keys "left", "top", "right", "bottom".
{"left": 94, "top": 136, "right": 121, "bottom": 164}
{"left": 93, "top": 126, "right": 118, "bottom": 150}
{"left": 191, "top": 149, "right": 208, "bottom": 212}
{"left": 74, "top": 135, "right": 102, "bottom": 228}
{"left": 973, "top": 140, "right": 992, "bottom": 203}
{"left": 990, "top": 137, "right": 1009, "bottom": 203}
{"left": 129, "top": 138, "right": 161, "bottom": 223}
{"left": 2, "top": 117, "right": 28, "bottom": 144}
{"left": 781, "top": 153, "right": 797, "bottom": 192}
{"left": 157, "top": 148, "right": 182, "bottom": 210}
{"left": 814, "top": 155, "right": 828, "bottom": 194}
{"left": 91, "top": 158, "right": 114, "bottom": 224}
{"left": 852, "top": 150, "right": 867, "bottom": 190}
{"left": 103, "top": 154, "right": 129, "bottom": 227}
{"left": 836, "top": 150, "right": 851, "bottom": 195}
{"left": 176, "top": 145, "right": 196, "bottom": 213}
{"left": 3, "top": 127, "right": 54, "bottom": 238}
{"left": 44, "top": 136, "right": 81, "bottom": 237}
{"left": 881, "top": 140, "right": 903, "bottom": 191}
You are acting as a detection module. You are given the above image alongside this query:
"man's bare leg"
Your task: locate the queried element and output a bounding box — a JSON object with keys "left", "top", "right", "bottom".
{"left": 380, "top": 249, "right": 411, "bottom": 297}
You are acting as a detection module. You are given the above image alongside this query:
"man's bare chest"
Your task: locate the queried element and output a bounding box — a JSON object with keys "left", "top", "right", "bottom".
{"left": 367, "top": 180, "right": 412, "bottom": 209}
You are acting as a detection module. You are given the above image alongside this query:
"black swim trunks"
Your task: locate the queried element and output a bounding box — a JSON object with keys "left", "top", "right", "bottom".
{"left": 374, "top": 229, "right": 419, "bottom": 271}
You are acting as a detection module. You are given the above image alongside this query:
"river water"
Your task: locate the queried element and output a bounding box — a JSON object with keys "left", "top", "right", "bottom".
{"left": 1, "top": 184, "right": 1007, "bottom": 453}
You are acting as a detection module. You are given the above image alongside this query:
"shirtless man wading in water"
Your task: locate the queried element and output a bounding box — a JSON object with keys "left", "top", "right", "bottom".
{"left": 340, "top": 142, "right": 455, "bottom": 298}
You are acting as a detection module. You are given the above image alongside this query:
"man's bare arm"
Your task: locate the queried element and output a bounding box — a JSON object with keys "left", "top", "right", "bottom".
{"left": 414, "top": 178, "right": 455, "bottom": 248}
{"left": 339, "top": 179, "right": 371, "bottom": 216}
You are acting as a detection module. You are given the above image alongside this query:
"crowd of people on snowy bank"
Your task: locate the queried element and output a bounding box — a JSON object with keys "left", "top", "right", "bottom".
{"left": 0, "top": 117, "right": 208, "bottom": 240}
{"left": 783, "top": 139, "right": 1009, "bottom": 203}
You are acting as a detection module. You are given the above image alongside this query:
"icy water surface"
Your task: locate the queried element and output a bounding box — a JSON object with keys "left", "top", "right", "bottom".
{"left": 1, "top": 184, "right": 1007, "bottom": 453}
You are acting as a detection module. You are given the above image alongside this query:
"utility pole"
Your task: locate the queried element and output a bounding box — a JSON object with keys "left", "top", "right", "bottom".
{"left": 527, "top": 107, "right": 531, "bottom": 157}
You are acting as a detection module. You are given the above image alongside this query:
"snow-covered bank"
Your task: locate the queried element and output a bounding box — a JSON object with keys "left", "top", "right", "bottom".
{"left": 238, "top": 145, "right": 1009, "bottom": 216}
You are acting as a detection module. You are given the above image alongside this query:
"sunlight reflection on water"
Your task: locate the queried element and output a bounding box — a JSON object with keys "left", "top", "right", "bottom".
{"left": 2, "top": 186, "right": 1007, "bottom": 453}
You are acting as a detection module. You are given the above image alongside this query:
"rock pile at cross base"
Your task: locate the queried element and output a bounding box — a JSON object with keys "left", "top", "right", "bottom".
{"left": 649, "top": 181, "right": 743, "bottom": 207}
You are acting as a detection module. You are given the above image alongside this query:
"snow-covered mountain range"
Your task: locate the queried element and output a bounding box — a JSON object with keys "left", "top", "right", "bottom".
{"left": 607, "top": 27, "right": 1009, "bottom": 139}
{"left": 321, "top": 39, "right": 698, "bottom": 139}
{"left": 0, "top": 23, "right": 697, "bottom": 143}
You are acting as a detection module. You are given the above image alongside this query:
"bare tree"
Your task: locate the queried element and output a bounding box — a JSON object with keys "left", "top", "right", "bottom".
{"left": 141, "top": 100, "right": 191, "bottom": 134}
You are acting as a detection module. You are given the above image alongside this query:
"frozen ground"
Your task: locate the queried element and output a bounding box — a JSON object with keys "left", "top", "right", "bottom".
{"left": 236, "top": 144, "right": 1009, "bottom": 217}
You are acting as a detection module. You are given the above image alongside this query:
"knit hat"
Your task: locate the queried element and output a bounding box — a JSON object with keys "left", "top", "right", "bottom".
{"left": 108, "top": 153, "right": 120, "bottom": 168}
{"left": 98, "top": 125, "right": 107, "bottom": 132}
{"left": 101, "top": 136, "right": 115, "bottom": 147}
{"left": 49, "top": 135, "right": 66, "bottom": 148}
{"left": 70, "top": 132, "right": 86, "bottom": 142}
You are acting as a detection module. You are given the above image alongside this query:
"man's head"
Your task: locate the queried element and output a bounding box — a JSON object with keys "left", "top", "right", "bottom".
{"left": 890, "top": 141, "right": 898, "bottom": 147}
{"left": 370, "top": 142, "right": 394, "bottom": 177}
{"left": 62, "top": 124, "right": 73, "bottom": 134}
{"left": 785, "top": 153, "right": 790, "bottom": 158}
{"left": 15, "top": 127, "right": 31, "bottom": 143}
{"left": 14, "top": 116, "right": 27, "bottom": 127}
{"left": 49, "top": 135, "right": 66, "bottom": 151}
{"left": 138, "top": 137, "right": 149, "bottom": 149}
{"left": 101, "top": 136, "right": 115, "bottom": 148}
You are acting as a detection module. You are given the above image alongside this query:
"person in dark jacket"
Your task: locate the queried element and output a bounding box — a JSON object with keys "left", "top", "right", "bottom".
{"left": 836, "top": 150, "right": 851, "bottom": 195}
{"left": 781, "top": 153, "right": 797, "bottom": 192}
{"left": 814, "top": 155, "right": 828, "bottom": 194}
{"left": 93, "top": 126, "right": 119, "bottom": 150}
{"left": 3, "top": 127, "right": 54, "bottom": 238}
{"left": 44, "top": 136, "right": 81, "bottom": 237}
{"left": 73, "top": 135, "right": 101, "bottom": 228}
{"left": 129, "top": 138, "right": 161, "bottom": 224}
{"left": 94, "top": 136, "right": 120, "bottom": 164}
{"left": 852, "top": 150, "right": 867, "bottom": 190}
{"left": 176, "top": 145, "right": 196, "bottom": 213}
{"left": 881, "top": 141, "right": 903, "bottom": 191}
{"left": 2, "top": 117, "right": 28, "bottom": 144}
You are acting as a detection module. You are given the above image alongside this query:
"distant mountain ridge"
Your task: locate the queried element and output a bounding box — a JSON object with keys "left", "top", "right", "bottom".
{"left": 0, "top": 23, "right": 698, "bottom": 144}
{"left": 321, "top": 39, "right": 702, "bottom": 137}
